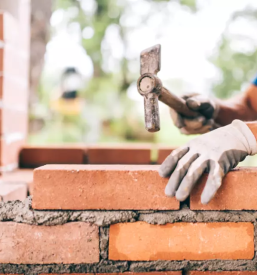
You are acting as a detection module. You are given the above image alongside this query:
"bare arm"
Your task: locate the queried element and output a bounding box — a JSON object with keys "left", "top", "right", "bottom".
{"left": 216, "top": 84, "right": 257, "bottom": 126}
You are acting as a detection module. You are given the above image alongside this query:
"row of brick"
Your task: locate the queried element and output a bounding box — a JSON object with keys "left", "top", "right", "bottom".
{"left": 19, "top": 144, "right": 175, "bottom": 168}
{"left": 32, "top": 165, "right": 257, "bottom": 210}
{"left": 0, "top": 143, "right": 173, "bottom": 202}
{"left": 0, "top": 221, "right": 253, "bottom": 263}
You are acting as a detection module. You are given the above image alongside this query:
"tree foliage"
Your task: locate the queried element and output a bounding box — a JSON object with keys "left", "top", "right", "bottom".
{"left": 211, "top": 8, "right": 257, "bottom": 99}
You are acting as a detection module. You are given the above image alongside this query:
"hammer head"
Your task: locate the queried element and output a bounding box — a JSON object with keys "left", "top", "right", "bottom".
{"left": 137, "top": 44, "right": 162, "bottom": 132}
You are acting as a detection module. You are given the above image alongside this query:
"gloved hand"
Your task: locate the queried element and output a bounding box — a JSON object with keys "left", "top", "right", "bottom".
{"left": 159, "top": 120, "right": 257, "bottom": 204}
{"left": 170, "top": 93, "right": 220, "bottom": 134}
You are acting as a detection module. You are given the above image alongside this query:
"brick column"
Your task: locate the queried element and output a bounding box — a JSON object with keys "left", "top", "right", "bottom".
{"left": 0, "top": 0, "right": 30, "bottom": 172}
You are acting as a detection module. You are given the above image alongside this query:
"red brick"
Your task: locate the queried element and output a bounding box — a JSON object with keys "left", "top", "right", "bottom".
{"left": 0, "top": 167, "right": 41, "bottom": 196}
{"left": 0, "top": 12, "right": 18, "bottom": 44}
{"left": 0, "top": 182, "right": 27, "bottom": 201}
{"left": 109, "top": 222, "right": 254, "bottom": 261}
{"left": 0, "top": 222, "right": 99, "bottom": 264}
{"left": 190, "top": 167, "right": 257, "bottom": 210}
{"left": 157, "top": 146, "right": 176, "bottom": 164}
{"left": 189, "top": 272, "right": 257, "bottom": 275}
{"left": 0, "top": 108, "right": 28, "bottom": 135}
{"left": 19, "top": 146, "right": 85, "bottom": 168}
{"left": 0, "top": 168, "right": 33, "bottom": 194}
{"left": 87, "top": 144, "right": 151, "bottom": 164}
{"left": 32, "top": 165, "right": 179, "bottom": 210}
{"left": 0, "top": 135, "right": 25, "bottom": 167}
{"left": 18, "top": 0, "right": 31, "bottom": 52}
{"left": 0, "top": 45, "right": 29, "bottom": 79}
{"left": 0, "top": 75, "right": 29, "bottom": 108}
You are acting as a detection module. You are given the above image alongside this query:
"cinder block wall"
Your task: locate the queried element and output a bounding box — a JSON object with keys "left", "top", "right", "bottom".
{"left": 0, "top": 165, "right": 256, "bottom": 274}
{"left": 0, "top": 0, "right": 30, "bottom": 173}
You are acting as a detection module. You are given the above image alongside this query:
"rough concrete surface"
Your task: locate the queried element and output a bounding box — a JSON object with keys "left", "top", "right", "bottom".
{"left": 0, "top": 261, "right": 128, "bottom": 275}
{"left": 0, "top": 198, "right": 137, "bottom": 226}
{"left": 130, "top": 259, "right": 257, "bottom": 272}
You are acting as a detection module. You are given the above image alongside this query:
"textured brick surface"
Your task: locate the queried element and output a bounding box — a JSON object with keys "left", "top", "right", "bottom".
{"left": 87, "top": 144, "right": 151, "bottom": 164}
{"left": 157, "top": 146, "right": 176, "bottom": 164}
{"left": 19, "top": 146, "right": 85, "bottom": 168}
{"left": 190, "top": 168, "right": 257, "bottom": 210}
{"left": 0, "top": 182, "right": 27, "bottom": 201}
{"left": 32, "top": 165, "right": 179, "bottom": 210}
{"left": 0, "top": 222, "right": 99, "bottom": 264}
{"left": 109, "top": 222, "right": 254, "bottom": 261}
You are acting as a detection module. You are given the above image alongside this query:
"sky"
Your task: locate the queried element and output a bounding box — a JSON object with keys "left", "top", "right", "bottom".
{"left": 45, "top": 0, "right": 257, "bottom": 98}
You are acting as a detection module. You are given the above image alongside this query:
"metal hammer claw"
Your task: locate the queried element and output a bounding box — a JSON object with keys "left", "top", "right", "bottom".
{"left": 137, "top": 44, "right": 198, "bottom": 132}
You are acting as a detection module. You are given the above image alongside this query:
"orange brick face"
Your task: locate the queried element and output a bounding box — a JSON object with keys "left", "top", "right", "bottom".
{"left": 87, "top": 144, "right": 151, "bottom": 164}
{"left": 190, "top": 168, "right": 257, "bottom": 210}
{"left": 109, "top": 222, "right": 254, "bottom": 261}
{"left": 32, "top": 165, "right": 179, "bottom": 210}
{"left": 0, "top": 222, "right": 99, "bottom": 264}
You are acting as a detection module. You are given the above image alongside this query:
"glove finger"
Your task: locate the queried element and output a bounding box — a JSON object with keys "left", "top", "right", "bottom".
{"left": 183, "top": 116, "right": 207, "bottom": 130}
{"left": 159, "top": 146, "right": 189, "bottom": 178}
{"left": 176, "top": 157, "right": 207, "bottom": 201}
{"left": 201, "top": 160, "right": 225, "bottom": 204}
{"left": 186, "top": 96, "right": 215, "bottom": 119}
{"left": 165, "top": 152, "right": 199, "bottom": 197}
{"left": 169, "top": 108, "right": 184, "bottom": 128}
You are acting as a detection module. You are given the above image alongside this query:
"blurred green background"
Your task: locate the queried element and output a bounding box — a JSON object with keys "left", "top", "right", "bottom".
{"left": 29, "top": 0, "right": 257, "bottom": 158}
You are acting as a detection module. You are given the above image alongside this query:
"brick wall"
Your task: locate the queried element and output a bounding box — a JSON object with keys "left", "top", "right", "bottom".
{"left": 0, "top": 0, "right": 30, "bottom": 173}
{"left": 0, "top": 165, "right": 256, "bottom": 274}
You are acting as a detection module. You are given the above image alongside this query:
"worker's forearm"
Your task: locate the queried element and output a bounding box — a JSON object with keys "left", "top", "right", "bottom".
{"left": 215, "top": 85, "right": 257, "bottom": 126}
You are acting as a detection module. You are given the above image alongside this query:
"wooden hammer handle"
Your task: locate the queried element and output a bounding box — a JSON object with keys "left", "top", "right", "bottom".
{"left": 160, "top": 87, "right": 199, "bottom": 117}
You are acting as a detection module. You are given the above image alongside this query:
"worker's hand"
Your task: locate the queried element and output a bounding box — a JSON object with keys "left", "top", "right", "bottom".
{"left": 170, "top": 93, "right": 220, "bottom": 134}
{"left": 159, "top": 120, "right": 257, "bottom": 204}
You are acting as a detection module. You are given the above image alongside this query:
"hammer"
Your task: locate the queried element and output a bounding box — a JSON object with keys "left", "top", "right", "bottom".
{"left": 137, "top": 44, "right": 198, "bottom": 132}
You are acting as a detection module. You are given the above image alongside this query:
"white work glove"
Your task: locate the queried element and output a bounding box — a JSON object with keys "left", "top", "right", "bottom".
{"left": 159, "top": 120, "right": 257, "bottom": 204}
{"left": 170, "top": 93, "right": 220, "bottom": 134}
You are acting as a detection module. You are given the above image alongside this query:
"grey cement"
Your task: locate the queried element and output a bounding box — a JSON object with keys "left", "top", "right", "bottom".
{"left": 0, "top": 261, "right": 128, "bottom": 275}
{"left": 130, "top": 259, "right": 257, "bottom": 272}
{"left": 2, "top": 198, "right": 257, "bottom": 226}
{"left": 2, "top": 198, "right": 257, "bottom": 273}
{"left": 1, "top": 259, "right": 257, "bottom": 274}
{"left": 0, "top": 198, "right": 137, "bottom": 226}
{"left": 100, "top": 227, "right": 109, "bottom": 260}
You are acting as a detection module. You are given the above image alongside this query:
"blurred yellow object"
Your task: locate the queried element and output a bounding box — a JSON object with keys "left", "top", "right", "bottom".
{"left": 51, "top": 97, "right": 83, "bottom": 116}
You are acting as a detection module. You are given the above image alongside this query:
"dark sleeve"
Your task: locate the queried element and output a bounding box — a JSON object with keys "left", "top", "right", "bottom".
{"left": 252, "top": 74, "right": 257, "bottom": 86}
